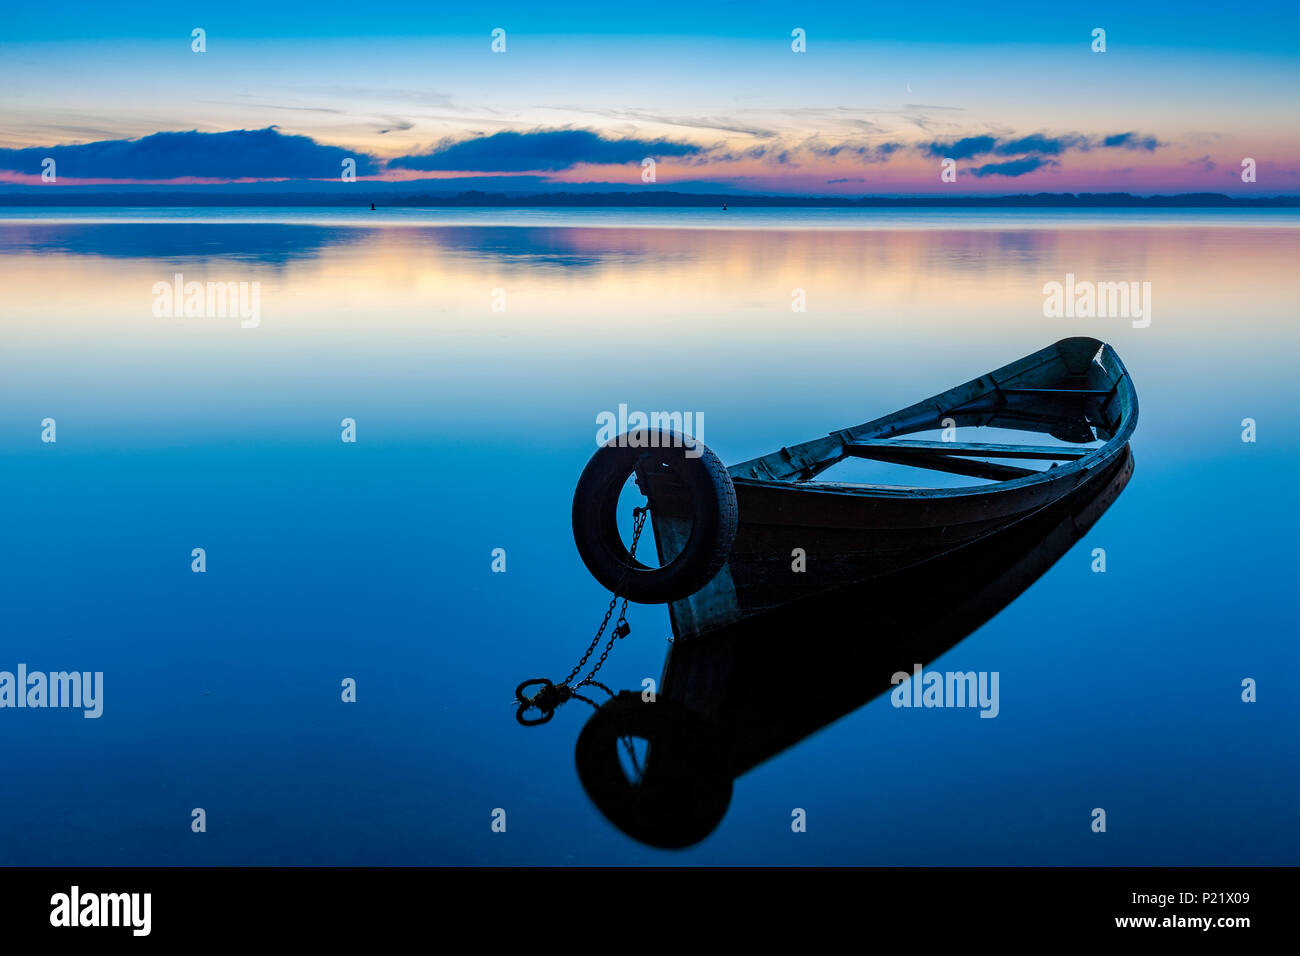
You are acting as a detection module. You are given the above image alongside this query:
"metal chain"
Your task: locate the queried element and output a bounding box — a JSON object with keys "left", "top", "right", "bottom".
{"left": 514, "top": 505, "right": 649, "bottom": 726}
{"left": 569, "top": 510, "right": 647, "bottom": 776}
{"left": 559, "top": 506, "right": 647, "bottom": 689}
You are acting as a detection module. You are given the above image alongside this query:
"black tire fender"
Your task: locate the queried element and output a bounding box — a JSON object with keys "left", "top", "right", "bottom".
{"left": 571, "top": 429, "right": 737, "bottom": 604}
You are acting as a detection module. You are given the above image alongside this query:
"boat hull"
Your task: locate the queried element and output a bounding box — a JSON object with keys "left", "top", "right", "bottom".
{"left": 575, "top": 444, "right": 1135, "bottom": 848}
{"left": 642, "top": 337, "right": 1138, "bottom": 640}
{"left": 660, "top": 444, "right": 1135, "bottom": 755}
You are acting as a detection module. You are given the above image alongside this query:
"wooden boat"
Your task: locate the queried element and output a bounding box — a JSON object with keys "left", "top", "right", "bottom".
{"left": 576, "top": 440, "right": 1136, "bottom": 847}
{"left": 564, "top": 337, "right": 1139, "bottom": 845}
{"left": 638, "top": 336, "right": 1138, "bottom": 642}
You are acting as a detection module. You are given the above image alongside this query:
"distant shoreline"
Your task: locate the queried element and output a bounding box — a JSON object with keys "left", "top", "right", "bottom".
{"left": 0, "top": 191, "right": 1297, "bottom": 208}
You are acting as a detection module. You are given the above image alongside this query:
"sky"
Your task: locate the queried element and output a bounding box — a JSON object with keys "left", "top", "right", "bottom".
{"left": 2, "top": 1, "right": 1299, "bottom": 195}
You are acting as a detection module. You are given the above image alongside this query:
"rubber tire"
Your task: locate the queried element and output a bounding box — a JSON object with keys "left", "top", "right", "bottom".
{"left": 575, "top": 692, "right": 733, "bottom": 849}
{"left": 572, "top": 429, "right": 737, "bottom": 604}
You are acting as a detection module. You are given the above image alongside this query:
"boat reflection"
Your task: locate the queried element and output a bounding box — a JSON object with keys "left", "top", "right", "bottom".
{"left": 574, "top": 444, "right": 1134, "bottom": 848}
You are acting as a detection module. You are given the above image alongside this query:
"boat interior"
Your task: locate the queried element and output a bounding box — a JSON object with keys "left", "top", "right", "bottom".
{"left": 728, "top": 336, "right": 1137, "bottom": 491}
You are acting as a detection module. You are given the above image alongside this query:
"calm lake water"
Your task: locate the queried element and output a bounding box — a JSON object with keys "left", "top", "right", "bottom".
{"left": 1, "top": 208, "right": 1297, "bottom": 864}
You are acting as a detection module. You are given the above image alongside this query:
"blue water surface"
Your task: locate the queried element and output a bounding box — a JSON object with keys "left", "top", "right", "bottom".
{"left": 0, "top": 209, "right": 1296, "bottom": 864}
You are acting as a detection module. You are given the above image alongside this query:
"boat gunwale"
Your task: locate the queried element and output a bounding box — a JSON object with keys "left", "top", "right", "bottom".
{"left": 726, "top": 336, "right": 1138, "bottom": 502}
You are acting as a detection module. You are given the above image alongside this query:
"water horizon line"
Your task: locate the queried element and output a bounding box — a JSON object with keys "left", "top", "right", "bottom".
{"left": 1, "top": 190, "right": 1298, "bottom": 209}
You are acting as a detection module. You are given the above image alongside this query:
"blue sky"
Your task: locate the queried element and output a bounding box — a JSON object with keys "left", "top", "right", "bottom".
{"left": 5, "top": 1, "right": 1298, "bottom": 49}
{"left": 2, "top": 1, "right": 1298, "bottom": 194}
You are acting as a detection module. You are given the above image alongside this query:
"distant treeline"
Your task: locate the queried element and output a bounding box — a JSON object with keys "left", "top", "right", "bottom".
{"left": 1, "top": 191, "right": 1297, "bottom": 208}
